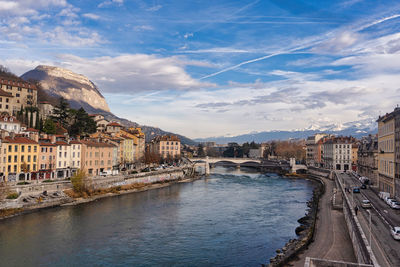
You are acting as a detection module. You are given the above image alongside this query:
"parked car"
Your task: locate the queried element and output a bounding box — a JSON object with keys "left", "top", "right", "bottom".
{"left": 386, "top": 198, "right": 396, "bottom": 206}
{"left": 379, "top": 191, "right": 390, "bottom": 200}
{"left": 361, "top": 199, "right": 372, "bottom": 209}
{"left": 353, "top": 187, "right": 360, "bottom": 193}
{"left": 391, "top": 226, "right": 400, "bottom": 240}
{"left": 390, "top": 201, "right": 400, "bottom": 209}
{"left": 361, "top": 184, "right": 367, "bottom": 189}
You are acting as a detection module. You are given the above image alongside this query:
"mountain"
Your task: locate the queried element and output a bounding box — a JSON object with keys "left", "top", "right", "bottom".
{"left": 195, "top": 119, "right": 377, "bottom": 144}
{"left": 21, "top": 65, "right": 196, "bottom": 145}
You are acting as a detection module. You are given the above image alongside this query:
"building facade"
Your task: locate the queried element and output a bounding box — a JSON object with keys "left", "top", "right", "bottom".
{"left": 322, "top": 137, "right": 354, "bottom": 171}
{"left": 377, "top": 112, "right": 396, "bottom": 196}
{"left": 357, "top": 135, "right": 378, "bottom": 186}
{"left": 81, "top": 140, "right": 115, "bottom": 176}
{"left": 0, "top": 76, "right": 37, "bottom": 115}
{"left": 150, "top": 135, "right": 181, "bottom": 159}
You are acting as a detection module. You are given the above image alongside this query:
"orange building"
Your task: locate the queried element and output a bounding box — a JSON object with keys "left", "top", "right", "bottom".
{"left": 81, "top": 140, "right": 115, "bottom": 176}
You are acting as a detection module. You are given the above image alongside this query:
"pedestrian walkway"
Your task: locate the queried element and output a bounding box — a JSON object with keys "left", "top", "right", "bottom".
{"left": 289, "top": 177, "right": 356, "bottom": 266}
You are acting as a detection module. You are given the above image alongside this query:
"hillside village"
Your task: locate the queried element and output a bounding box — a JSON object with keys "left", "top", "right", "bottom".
{"left": 0, "top": 72, "right": 181, "bottom": 183}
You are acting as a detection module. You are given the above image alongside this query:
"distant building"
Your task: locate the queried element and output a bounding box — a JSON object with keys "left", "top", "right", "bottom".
{"left": 306, "top": 133, "right": 329, "bottom": 167}
{"left": 106, "top": 122, "right": 122, "bottom": 134}
{"left": 38, "top": 101, "right": 55, "bottom": 120}
{"left": 0, "top": 114, "right": 21, "bottom": 133}
{"left": 357, "top": 135, "right": 378, "bottom": 186}
{"left": 377, "top": 107, "right": 400, "bottom": 197}
{"left": 89, "top": 114, "right": 109, "bottom": 132}
{"left": 322, "top": 136, "right": 355, "bottom": 171}
{"left": 80, "top": 140, "right": 115, "bottom": 176}
{"left": 149, "top": 135, "right": 181, "bottom": 159}
{"left": 0, "top": 76, "right": 37, "bottom": 115}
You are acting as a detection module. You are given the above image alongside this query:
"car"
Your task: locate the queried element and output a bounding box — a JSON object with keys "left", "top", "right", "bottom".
{"left": 361, "top": 184, "right": 367, "bottom": 189}
{"left": 390, "top": 201, "right": 400, "bottom": 209}
{"left": 391, "top": 226, "right": 400, "bottom": 240}
{"left": 361, "top": 199, "right": 372, "bottom": 209}
{"left": 386, "top": 198, "right": 396, "bottom": 206}
{"left": 353, "top": 187, "right": 360, "bottom": 193}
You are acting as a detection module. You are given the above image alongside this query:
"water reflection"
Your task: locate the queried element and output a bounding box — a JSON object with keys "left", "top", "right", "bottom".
{"left": 0, "top": 167, "right": 313, "bottom": 267}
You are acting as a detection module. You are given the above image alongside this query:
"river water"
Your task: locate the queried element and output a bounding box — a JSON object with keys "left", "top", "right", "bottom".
{"left": 0, "top": 167, "right": 314, "bottom": 266}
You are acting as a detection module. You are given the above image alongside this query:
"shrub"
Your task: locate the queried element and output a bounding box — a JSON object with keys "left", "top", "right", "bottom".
{"left": 42, "top": 180, "right": 56, "bottom": 183}
{"left": 17, "top": 181, "right": 30, "bottom": 185}
{"left": 6, "top": 192, "right": 19, "bottom": 199}
{"left": 70, "top": 169, "right": 91, "bottom": 196}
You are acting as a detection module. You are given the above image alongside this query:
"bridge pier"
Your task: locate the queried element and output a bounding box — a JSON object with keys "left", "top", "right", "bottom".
{"left": 205, "top": 157, "right": 210, "bottom": 176}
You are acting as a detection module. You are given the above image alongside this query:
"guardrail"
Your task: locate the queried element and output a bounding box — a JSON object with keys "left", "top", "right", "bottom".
{"left": 334, "top": 172, "right": 379, "bottom": 266}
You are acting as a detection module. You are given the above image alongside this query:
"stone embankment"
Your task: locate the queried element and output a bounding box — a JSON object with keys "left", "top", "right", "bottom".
{"left": 267, "top": 174, "right": 325, "bottom": 267}
{"left": 1, "top": 166, "right": 197, "bottom": 220}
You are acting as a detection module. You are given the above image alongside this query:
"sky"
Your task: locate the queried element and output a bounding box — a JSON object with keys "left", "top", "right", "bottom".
{"left": 1, "top": 0, "right": 400, "bottom": 139}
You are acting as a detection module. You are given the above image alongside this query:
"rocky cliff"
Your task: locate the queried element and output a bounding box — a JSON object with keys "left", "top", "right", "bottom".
{"left": 20, "top": 65, "right": 196, "bottom": 145}
{"left": 22, "top": 65, "right": 110, "bottom": 113}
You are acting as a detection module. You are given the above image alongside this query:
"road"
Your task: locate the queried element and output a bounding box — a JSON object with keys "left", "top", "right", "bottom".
{"left": 337, "top": 172, "right": 400, "bottom": 267}
{"left": 290, "top": 177, "right": 356, "bottom": 266}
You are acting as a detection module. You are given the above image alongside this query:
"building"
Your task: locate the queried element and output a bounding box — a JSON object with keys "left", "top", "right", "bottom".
{"left": 0, "top": 114, "right": 21, "bottom": 133}
{"left": 357, "top": 135, "right": 378, "bottom": 186}
{"left": 352, "top": 144, "right": 358, "bottom": 171}
{"left": 149, "top": 135, "right": 181, "bottom": 159}
{"left": 55, "top": 140, "right": 71, "bottom": 179}
{"left": 70, "top": 140, "right": 82, "bottom": 173}
{"left": 106, "top": 122, "right": 123, "bottom": 134}
{"left": 81, "top": 140, "right": 115, "bottom": 176}
{"left": 38, "top": 101, "right": 55, "bottom": 120}
{"left": 38, "top": 140, "right": 57, "bottom": 179}
{"left": 306, "top": 133, "right": 329, "bottom": 167}
{"left": 377, "top": 111, "right": 396, "bottom": 196}
{"left": 89, "top": 114, "right": 109, "bottom": 132}
{"left": 322, "top": 137, "right": 355, "bottom": 171}
{"left": 0, "top": 135, "right": 39, "bottom": 182}
{"left": 0, "top": 76, "right": 37, "bottom": 116}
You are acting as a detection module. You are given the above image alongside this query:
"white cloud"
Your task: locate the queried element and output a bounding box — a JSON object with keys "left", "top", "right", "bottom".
{"left": 98, "top": 0, "right": 123, "bottom": 8}
{"left": 82, "top": 13, "right": 100, "bottom": 20}
{"left": 146, "top": 5, "right": 162, "bottom": 12}
{"left": 184, "top": 32, "right": 193, "bottom": 39}
{"left": 54, "top": 54, "right": 215, "bottom": 93}
{"left": 133, "top": 25, "right": 154, "bottom": 31}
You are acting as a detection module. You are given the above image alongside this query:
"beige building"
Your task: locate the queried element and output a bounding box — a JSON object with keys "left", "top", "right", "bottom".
{"left": 0, "top": 76, "right": 37, "bottom": 116}
{"left": 150, "top": 135, "right": 181, "bottom": 159}
{"left": 377, "top": 112, "right": 396, "bottom": 195}
{"left": 81, "top": 140, "right": 115, "bottom": 176}
{"left": 357, "top": 135, "right": 378, "bottom": 186}
{"left": 38, "top": 101, "right": 55, "bottom": 120}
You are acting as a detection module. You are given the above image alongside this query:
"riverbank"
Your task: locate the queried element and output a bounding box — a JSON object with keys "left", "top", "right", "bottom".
{"left": 0, "top": 169, "right": 200, "bottom": 221}
{"left": 267, "top": 173, "right": 326, "bottom": 267}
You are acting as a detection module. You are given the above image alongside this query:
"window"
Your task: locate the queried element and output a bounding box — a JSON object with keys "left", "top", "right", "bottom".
{"left": 8, "top": 145, "right": 11, "bottom": 152}
{"left": 59, "top": 162, "right": 61, "bottom": 167}
{"left": 28, "top": 155, "right": 31, "bottom": 162}
{"left": 33, "top": 164, "right": 36, "bottom": 171}
{"left": 42, "top": 156, "right": 45, "bottom": 160}
{"left": 5, "top": 105, "right": 8, "bottom": 109}
{"left": 64, "top": 152, "right": 67, "bottom": 157}
{"left": 5, "top": 98, "right": 9, "bottom": 103}
{"left": 34, "top": 146, "right": 37, "bottom": 152}
{"left": 21, "top": 155, "right": 24, "bottom": 162}
{"left": 59, "top": 152, "right": 62, "bottom": 157}
{"left": 28, "top": 146, "right": 31, "bottom": 152}
{"left": 8, "top": 165, "right": 10, "bottom": 172}
{"left": 21, "top": 145, "right": 25, "bottom": 152}
{"left": 50, "top": 148, "right": 52, "bottom": 153}
{"left": 8, "top": 156, "right": 11, "bottom": 163}
{"left": 33, "top": 155, "right": 36, "bottom": 162}
{"left": 13, "top": 165, "right": 17, "bottom": 172}
{"left": 14, "top": 145, "right": 17, "bottom": 152}
{"left": 17, "top": 87, "right": 21, "bottom": 91}
{"left": 14, "top": 155, "right": 17, "bottom": 162}
{"left": 16, "top": 93, "right": 20, "bottom": 97}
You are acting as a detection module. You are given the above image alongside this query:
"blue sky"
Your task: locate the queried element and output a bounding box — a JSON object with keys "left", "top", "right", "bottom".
{"left": 1, "top": 0, "right": 400, "bottom": 138}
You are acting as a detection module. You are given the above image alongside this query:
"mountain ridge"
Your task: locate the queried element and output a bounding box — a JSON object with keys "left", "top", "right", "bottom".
{"left": 20, "top": 65, "right": 196, "bottom": 145}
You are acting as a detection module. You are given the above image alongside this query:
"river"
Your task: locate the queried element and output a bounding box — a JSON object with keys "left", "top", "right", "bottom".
{"left": 0, "top": 167, "right": 314, "bottom": 266}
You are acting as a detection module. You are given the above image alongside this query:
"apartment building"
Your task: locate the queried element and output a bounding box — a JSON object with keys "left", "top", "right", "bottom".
{"left": 322, "top": 137, "right": 354, "bottom": 171}
{"left": 0, "top": 76, "right": 37, "bottom": 115}
{"left": 149, "top": 135, "right": 181, "bottom": 159}
{"left": 81, "top": 140, "right": 115, "bottom": 176}
{"left": 306, "top": 133, "right": 329, "bottom": 167}
{"left": 357, "top": 135, "right": 378, "bottom": 186}
{"left": 38, "top": 141, "right": 57, "bottom": 179}
{"left": 55, "top": 140, "right": 71, "bottom": 179}
{"left": 0, "top": 135, "right": 39, "bottom": 182}
{"left": 0, "top": 114, "right": 21, "bottom": 133}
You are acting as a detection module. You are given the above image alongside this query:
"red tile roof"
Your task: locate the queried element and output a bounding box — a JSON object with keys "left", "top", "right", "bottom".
{"left": 0, "top": 115, "right": 19, "bottom": 123}
{"left": 0, "top": 89, "right": 13, "bottom": 97}
{"left": 39, "top": 142, "right": 57, "bottom": 147}
{"left": 70, "top": 140, "right": 82, "bottom": 144}
{"left": 107, "top": 122, "right": 122, "bottom": 127}
{"left": 0, "top": 76, "right": 37, "bottom": 90}
{"left": 3, "top": 136, "right": 38, "bottom": 144}
{"left": 55, "top": 141, "right": 69, "bottom": 146}
{"left": 25, "top": 128, "right": 39, "bottom": 132}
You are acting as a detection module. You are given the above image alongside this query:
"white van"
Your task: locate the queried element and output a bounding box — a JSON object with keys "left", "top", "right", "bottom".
{"left": 379, "top": 191, "right": 390, "bottom": 200}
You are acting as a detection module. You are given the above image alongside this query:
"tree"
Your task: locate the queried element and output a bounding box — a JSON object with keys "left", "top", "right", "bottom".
{"left": 29, "top": 110, "right": 33, "bottom": 128}
{"left": 70, "top": 169, "right": 91, "bottom": 194}
{"left": 69, "top": 107, "right": 97, "bottom": 136}
{"left": 52, "top": 97, "right": 70, "bottom": 128}
{"left": 43, "top": 118, "right": 56, "bottom": 134}
{"left": 35, "top": 111, "right": 40, "bottom": 129}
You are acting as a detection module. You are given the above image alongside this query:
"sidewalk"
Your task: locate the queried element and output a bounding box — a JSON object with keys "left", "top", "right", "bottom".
{"left": 289, "top": 177, "right": 356, "bottom": 266}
